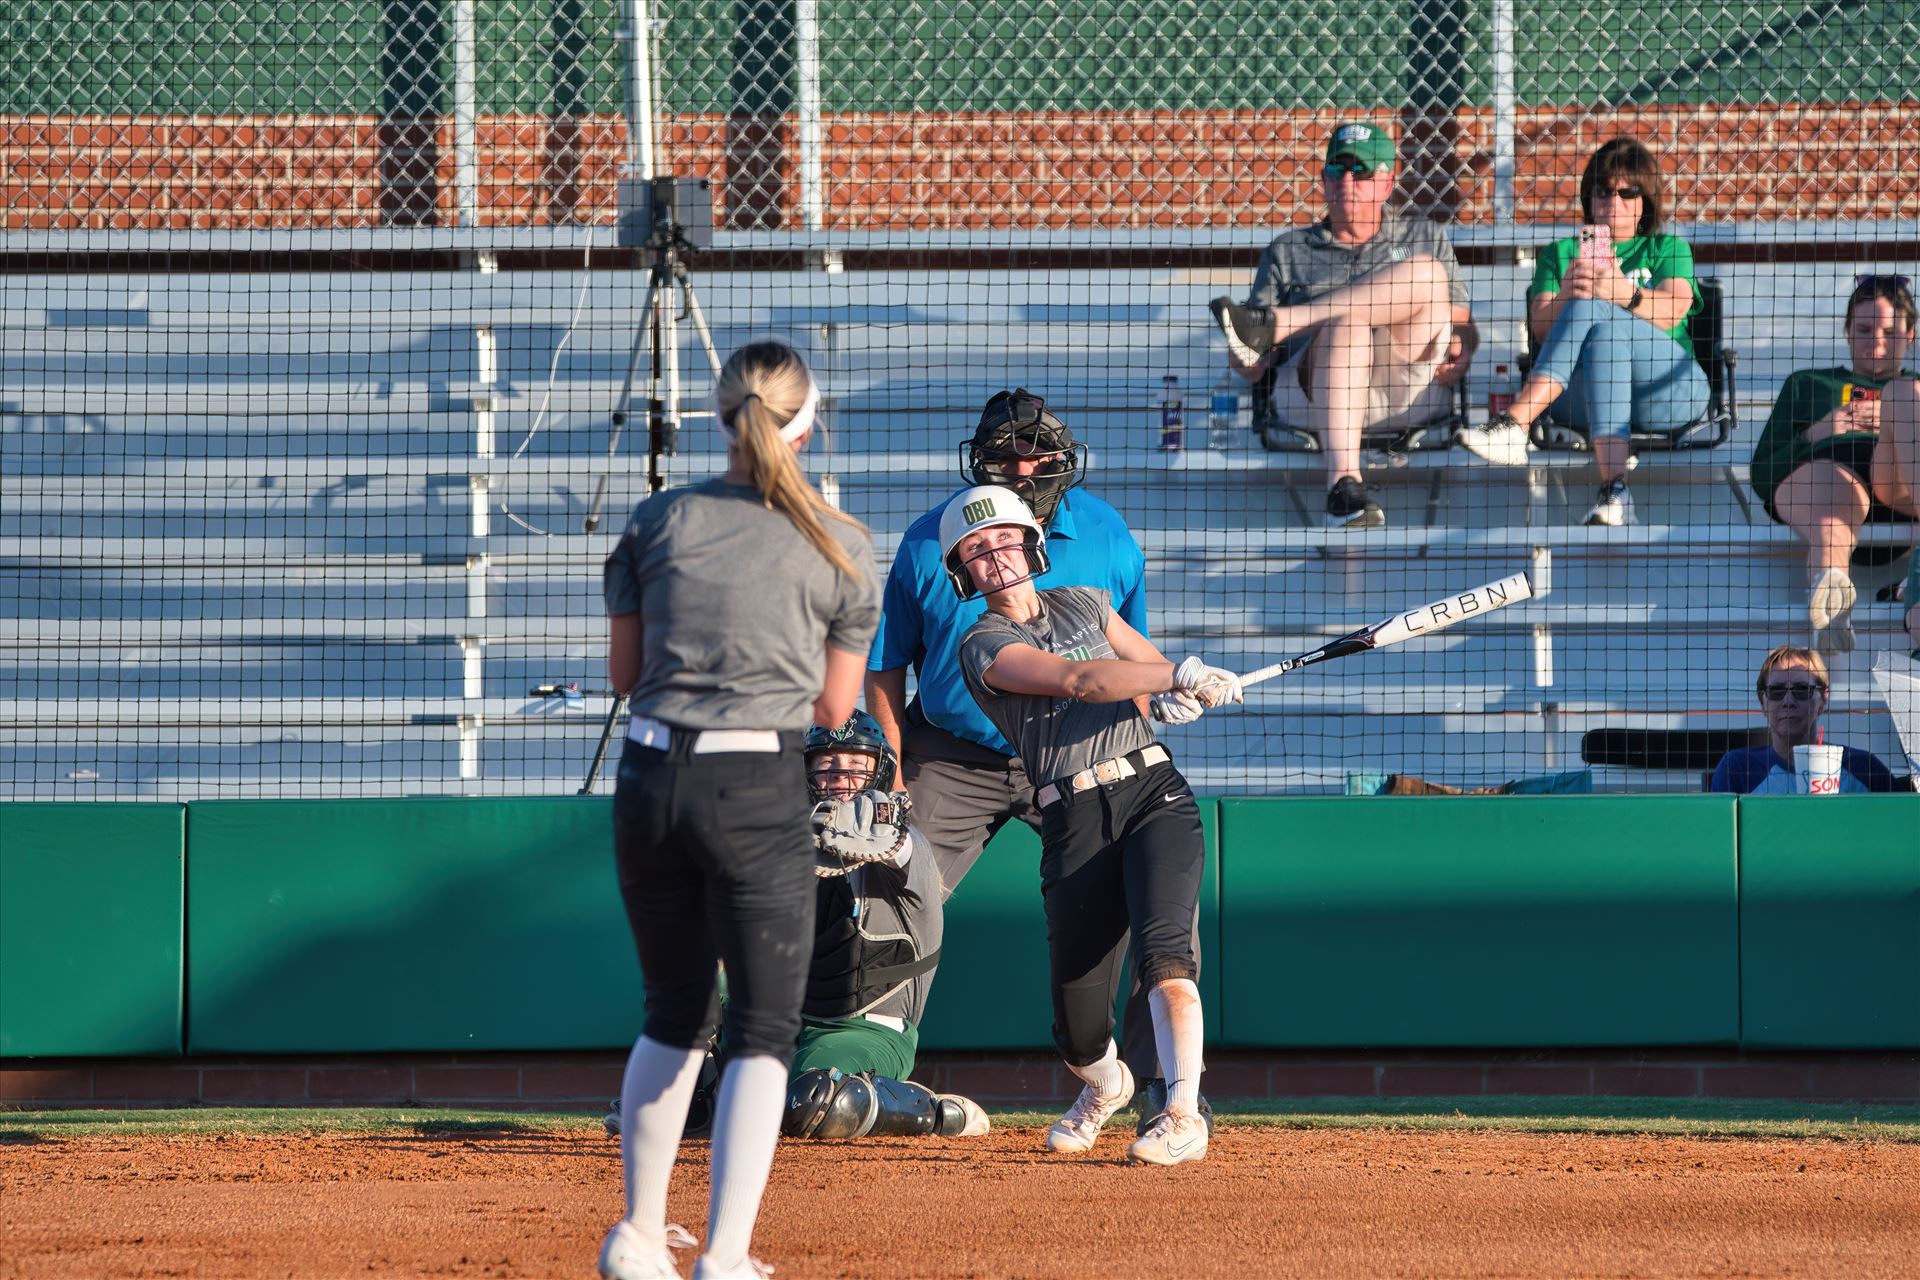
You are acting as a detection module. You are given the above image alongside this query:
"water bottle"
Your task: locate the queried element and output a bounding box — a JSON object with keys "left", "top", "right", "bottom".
{"left": 1208, "top": 371, "right": 1244, "bottom": 450}
{"left": 1487, "top": 362, "right": 1517, "bottom": 418}
{"left": 1159, "top": 375, "right": 1184, "bottom": 451}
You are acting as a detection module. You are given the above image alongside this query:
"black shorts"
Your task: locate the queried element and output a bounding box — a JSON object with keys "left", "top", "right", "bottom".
{"left": 612, "top": 734, "right": 816, "bottom": 1063}
{"left": 1762, "top": 436, "right": 1915, "bottom": 528}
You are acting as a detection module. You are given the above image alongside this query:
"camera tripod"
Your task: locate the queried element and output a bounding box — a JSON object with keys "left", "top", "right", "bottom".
{"left": 577, "top": 211, "right": 722, "bottom": 795}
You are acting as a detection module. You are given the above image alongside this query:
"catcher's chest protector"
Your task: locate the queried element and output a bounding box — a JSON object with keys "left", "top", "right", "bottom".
{"left": 804, "top": 878, "right": 939, "bottom": 1020}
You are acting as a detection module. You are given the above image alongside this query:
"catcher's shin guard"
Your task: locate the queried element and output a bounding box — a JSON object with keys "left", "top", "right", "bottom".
{"left": 934, "top": 1092, "right": 991, "bottom": 1137}
{"left": 782, "top": 1068, "right": 879, "bottom": 1139}
{"left": 865, "top": 1074, "right": 941, "bottom": 1136}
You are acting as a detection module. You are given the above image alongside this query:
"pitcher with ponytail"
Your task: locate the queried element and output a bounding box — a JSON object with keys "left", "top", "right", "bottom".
{"left": 597, "top": 340, "right": 879, "bottom": 1280}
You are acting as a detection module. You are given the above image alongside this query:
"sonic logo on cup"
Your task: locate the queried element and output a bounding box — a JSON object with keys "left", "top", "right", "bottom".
{"left": 1807, "top": 775, "right": 1840, "bottom": 794}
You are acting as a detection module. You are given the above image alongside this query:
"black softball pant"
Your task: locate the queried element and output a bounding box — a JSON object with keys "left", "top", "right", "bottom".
{"left": 613, "top": 737, "right": 816, "bottom": 1065}
{"left": 1037, "top": 758, "right": 1205, "bottom": 1067}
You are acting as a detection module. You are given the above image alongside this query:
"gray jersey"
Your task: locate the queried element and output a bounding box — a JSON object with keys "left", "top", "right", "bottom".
{"left": 1247, "top": 209, "right": 1470, "bottom": 366}
{"left": 603, "top": 478, "right": 879, "bottom": 730}
{"left": 958, "top": 585, "right": 1155, "bottom": 786}
{"left": 841, "top": 828, "right": 943, "bottom": 1025}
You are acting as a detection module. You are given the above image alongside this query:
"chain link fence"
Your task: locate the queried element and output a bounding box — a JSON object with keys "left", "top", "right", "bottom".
{"left": 2, "top": 2, "right": 1917, "bottom": 798}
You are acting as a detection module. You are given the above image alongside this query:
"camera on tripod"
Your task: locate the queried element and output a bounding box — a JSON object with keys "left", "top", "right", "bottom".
{"left": 617, "top": 175, "right": 714, "bottom": 252}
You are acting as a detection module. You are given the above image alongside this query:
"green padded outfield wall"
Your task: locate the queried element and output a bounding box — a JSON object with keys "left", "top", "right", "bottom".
{"left": 185, "top": 797, "right": 642, "bottom": 1053}
{"left": 0, "top": 803, "right": 184, "bottom": 1057}
{"left": 1217, "top": 796, "right": 1740, "bottom": 1047}
{"left": 916, "top": 800, "right": 1219, "bottom": 1051}
{"left": 1739, "top": 796, "right": 1920, "bottom": 1049}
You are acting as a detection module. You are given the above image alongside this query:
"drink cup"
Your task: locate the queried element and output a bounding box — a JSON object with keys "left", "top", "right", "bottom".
{"left": 1792, "top": 743, "right": 1845, "bottom": 795}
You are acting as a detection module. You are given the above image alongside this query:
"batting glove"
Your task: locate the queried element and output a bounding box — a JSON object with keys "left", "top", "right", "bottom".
{"left": 1175, "top": 656, "right": 1244, "bottom": 707}
{"left": 1150, "top": 690, "right": 1205, "bottom": 725}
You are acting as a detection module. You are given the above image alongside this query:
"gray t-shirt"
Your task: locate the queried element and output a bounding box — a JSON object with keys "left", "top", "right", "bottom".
{"left": 958, "top": 585, "right": 1155, "bottom": 786}
{"left": 603, "top": 478, "right": 879, "bottom": 731}
{"left": 1247, "top": 208, "right": 1470, "bottom": 366}
{"left": 836, "top": 828, "right": 942, "bottom": 1025}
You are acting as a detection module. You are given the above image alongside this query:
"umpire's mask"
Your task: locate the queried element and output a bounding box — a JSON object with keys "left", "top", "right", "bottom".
{"left": 959, "top": 389, "right": 1087, "bottom": 527}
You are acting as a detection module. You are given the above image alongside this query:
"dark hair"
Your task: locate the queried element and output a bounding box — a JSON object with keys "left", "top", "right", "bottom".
{"left": 1578, "top": 137, "right": 1664, "bottom": 237}
{"left": 1845, "top": 275, "right": 1918, "bottom": 337}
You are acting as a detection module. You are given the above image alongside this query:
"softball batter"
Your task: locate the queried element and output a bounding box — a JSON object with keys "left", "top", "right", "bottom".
{"left": 946, "top": 484, "right": 1236, "bottom": 1165}
{"left": 599, "top": 341, "right": 878, "bottom": 1280}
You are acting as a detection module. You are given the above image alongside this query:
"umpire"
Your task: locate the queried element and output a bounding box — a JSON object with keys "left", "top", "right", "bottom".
{"left": 865, "top": 389, "right": 1205, "bottom": 1126}
{"left": 599, "top": 341, "right": 878, "bottom": 1280}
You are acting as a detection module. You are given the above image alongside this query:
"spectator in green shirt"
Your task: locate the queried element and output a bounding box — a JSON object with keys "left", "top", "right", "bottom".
{"left": 1749, "top": 275, "right": 1916, "bottom": 654}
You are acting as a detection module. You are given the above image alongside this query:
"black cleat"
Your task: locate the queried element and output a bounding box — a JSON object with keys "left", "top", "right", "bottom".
{"left": 1209, "top": 297, "right": 1276, "bottom": 364}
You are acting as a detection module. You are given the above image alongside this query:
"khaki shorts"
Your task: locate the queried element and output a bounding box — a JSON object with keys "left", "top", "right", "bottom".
{"left": 1268, "top": 319, "right": 1452, "bottom": 431}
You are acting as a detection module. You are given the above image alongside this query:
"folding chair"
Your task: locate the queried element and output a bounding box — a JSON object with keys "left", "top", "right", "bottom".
{"left": 1253, "top": 363, "right": 1469, "bottom": 457}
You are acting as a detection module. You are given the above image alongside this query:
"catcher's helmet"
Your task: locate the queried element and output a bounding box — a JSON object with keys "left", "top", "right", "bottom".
{"left": 804, "top": 709, "right": 897, "bottom": 799}
{"left": 959, "top": 389, "right": 1086, "bottom": 526}
{"left": 937, "top": 484, "right": 1050, "bottom": 601}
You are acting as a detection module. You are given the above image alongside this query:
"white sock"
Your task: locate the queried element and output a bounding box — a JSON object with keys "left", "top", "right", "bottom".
{"left": 701, "top": 1053, "right": 788, "bottom": 1268}
{"left": 1148, "top": 979, "right": 1205, "bottom": 1115}
{"left": 619, "top": 1035, "right": 708, "bottom": 1235}
{"left": 1065, "top": 1038, "right": 1126, "bottom": 1097}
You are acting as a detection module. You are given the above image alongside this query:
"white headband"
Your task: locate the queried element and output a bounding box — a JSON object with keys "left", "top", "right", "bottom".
{"left": 714, "top": 369, "right": 821, "bottom": 445}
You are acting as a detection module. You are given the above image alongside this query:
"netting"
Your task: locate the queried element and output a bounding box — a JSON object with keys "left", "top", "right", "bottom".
{"left": 3, "top": 0, "right": 1917, "bottom": 798}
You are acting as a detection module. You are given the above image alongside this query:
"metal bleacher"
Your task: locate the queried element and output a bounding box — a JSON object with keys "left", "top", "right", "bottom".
{"left": 2, "top": 237, "right": 1914, "bottom": 798}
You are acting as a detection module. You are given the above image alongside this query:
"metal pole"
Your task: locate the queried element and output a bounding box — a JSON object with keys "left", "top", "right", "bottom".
{"left": 796, "top": 0, "right": 825, "bottom": 230}
{"left": 452, "top": 0, "right": 480, "bottom": 225}
{"left": 623, "top": 0, "right": 657, "bottom": 178}
{"left": 1490, "top": 0, "right": 1517, "bottom": 230}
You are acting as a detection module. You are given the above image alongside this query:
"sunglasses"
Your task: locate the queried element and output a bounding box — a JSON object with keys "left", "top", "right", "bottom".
{"left": 1597, "top": 184, "right": 1644, "bottom": 200}
{"left": 1855, "top": 272, "right": 1913, "bottom": 290}
{"left": 1760, "top": 681, "right": 1826, "bottom": 702}
{"left": 1323, "top": 159, "right": 1379, "bottom": 179}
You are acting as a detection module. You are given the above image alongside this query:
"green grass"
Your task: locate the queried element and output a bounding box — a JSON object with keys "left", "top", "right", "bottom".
{"left": 4, "top": 1097, "right": 1917, "bottom": 1143}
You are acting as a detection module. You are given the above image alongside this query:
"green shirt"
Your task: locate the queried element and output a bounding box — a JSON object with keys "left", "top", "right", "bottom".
{"left": 1528, "top": 232, "right": 1700, "bottom": 344}
{"left": 1750, "top": 366, "right": 1914, "bottom": 501}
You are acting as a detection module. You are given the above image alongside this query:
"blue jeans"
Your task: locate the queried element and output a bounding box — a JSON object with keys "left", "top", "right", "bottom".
{"left": 1531, "top": 296, "right": 1707, "bottom": 439}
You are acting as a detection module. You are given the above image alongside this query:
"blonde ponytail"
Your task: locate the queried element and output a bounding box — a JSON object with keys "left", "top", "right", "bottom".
{"left": 716, "top": 342, "right": 864, "bottom": 578}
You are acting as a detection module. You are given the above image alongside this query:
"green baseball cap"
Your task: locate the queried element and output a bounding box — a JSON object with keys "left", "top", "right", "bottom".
{"left": 1324, "top": 122, "right": 1395, "bottom": 173}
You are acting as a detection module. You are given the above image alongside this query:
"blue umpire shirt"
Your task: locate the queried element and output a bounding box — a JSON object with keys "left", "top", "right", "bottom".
{"left": 869, "top": 489, "right": 1148, "bottom": 756}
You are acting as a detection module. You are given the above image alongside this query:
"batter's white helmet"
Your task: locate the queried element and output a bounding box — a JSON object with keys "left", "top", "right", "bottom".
{"left": 937, "top": 485, "right": 1050, "bottom": 600}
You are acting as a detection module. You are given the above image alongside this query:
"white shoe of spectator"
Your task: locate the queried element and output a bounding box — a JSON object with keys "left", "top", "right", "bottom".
{"left": 1457, "top": 413, "right": 1531, "bottom": 466}
{"left": 1810, "top": 566, "right": 1857, "bottom": 654}
{"left": 1583, "top": 479, "right": 1634, "bottom": 527}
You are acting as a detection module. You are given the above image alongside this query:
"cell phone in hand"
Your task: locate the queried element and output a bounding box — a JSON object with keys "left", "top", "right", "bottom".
{"left": 1577, "top": 224, "right": 1612, "bottom": 262}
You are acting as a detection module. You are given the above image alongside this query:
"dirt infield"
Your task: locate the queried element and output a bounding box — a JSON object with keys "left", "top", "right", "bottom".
{"left": 5, "top": 1124, "right": 1918, "bottom": 1278}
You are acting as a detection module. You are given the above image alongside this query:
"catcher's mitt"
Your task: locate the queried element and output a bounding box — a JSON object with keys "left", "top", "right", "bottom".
{"left": 812, "top": 790, "right": 913, "bottom": 876}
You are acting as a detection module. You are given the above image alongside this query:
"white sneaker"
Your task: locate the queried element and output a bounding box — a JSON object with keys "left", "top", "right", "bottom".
{"left": 938, "top": 1093, "right": 992, "bottom": 1137}
{"left": 691, "top": 1255, "right": 773, "bottom": 1279}
{"left": 599, "top": 1222, "right": 687, "bottom": 1280}
{"left": 1583, "top": 481, "right": 1634, "bottom": 527}
{"left": 1045, "top": 1061, "right": 1135, "bottom": 1153}
{"left": 1456, "top": 415, "right": 1531, "bottom": 466}
{"left": 1809, "top": 567, "right": 1857, "bottom": 654}
{"left": 1127, "top": 1108, "right": 1210, "bottom": 1167}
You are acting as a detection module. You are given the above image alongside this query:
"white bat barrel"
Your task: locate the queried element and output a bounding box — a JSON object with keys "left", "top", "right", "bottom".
{"left": 1369, "top": 572, "right": 1534, "bottom": 649}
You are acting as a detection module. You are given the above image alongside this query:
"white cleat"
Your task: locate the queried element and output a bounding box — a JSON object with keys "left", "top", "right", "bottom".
{"left": 1127, "top": 1108, "right": 1211, "bottom": 1167}
{"left": 1045, "top": 1061, "right": 1135, "bottom": 1153}
{"left": 1456, "top": 415, "right": 1532, "bottom": 466}
{"left": 691, "top": 1255, "right": 773, "bottom": 1279}
{"left": 1809, "top": 566, "right": 1857, "bottom": 654}
{"left": 599, "top": 1222, "right": 694, "bottom": 1280}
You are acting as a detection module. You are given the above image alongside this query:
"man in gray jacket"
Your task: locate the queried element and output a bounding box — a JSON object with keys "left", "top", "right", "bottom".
{"left": 1212, "top": 121, "right": 1477, "bottom": 530}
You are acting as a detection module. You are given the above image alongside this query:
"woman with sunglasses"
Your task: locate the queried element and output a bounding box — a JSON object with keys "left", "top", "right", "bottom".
{"left": 1457, "top": 137, "right": 1706, "bottom": 526}
{"left": 1709, "top": 644, "right": 1899, "bottom": 793}
{"left": 1750, "top": 276, "right": 1917, "bottom": 653}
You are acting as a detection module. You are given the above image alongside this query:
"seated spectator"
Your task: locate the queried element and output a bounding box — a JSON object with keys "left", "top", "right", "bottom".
{"left": 1710, "top": 645, "right": 1899, "bottom": 793}
{"left": 1208, "top": 120, "right": 1475, "bottom": 531}
{"left": 1456, "top": 137, "right": 1706, "bottom": 527}
{"left": 1749, "top": 277, "right": 1917, "bottom": 653}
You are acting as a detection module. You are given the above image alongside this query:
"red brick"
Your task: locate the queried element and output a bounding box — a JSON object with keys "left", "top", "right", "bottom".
{"left": 200, "top": 1068, "right": 309, "bottom": 1103}
{"left": 1805, "top": 1063, "right": 1920, "bottom": 1103}
{"left": 92, "top": 1066, "right": 200, "bottom": 1103}
{"left": 1268, "top": 1065, "right": 1378, "bottom": 1097}
{"left": 1484, "top": 1065, "right": 1593, "bottom": 1096}
{"left": 1593, "top": 1066, "right": 1701, "bottom": 1097}
{"left": 1701, "top": 1064, "right": 1815, "bottom": 1099}
{"left": 1197, "top": 1062, "right": 1270, "bottom": 1097}
{"left": 1379, "top": 1065, "right": 1487, "bottom": 1097}
{"left": 0, "top": 1067, "right": 92, "bottom": 1101}
{"left": 519, "top": 1066, "right": 623, "bottom": 1101}
{"left": 307, "top": 1067, "right": 413, "bottom": 1102}
{"left": 937, "top": 1061, "right": 1063, "bottom": 1101}
{"left": 414, "top": 1067, "right": 523, "bottom": 1101}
